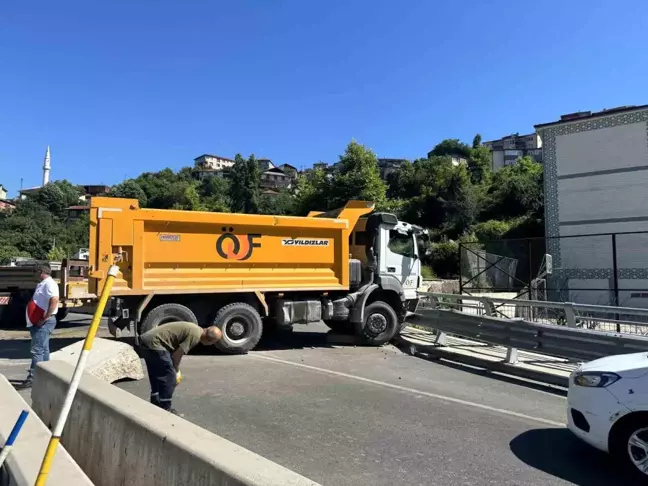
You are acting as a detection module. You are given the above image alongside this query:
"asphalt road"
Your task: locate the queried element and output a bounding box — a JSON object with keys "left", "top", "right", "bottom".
{"left": 116, "top": 323, "right": 635, "bottom": 486}
{"left": 0, "top": 312, "right": 112, "bottom": 387}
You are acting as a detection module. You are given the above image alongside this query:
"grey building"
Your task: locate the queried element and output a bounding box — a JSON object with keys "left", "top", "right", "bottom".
{"left": 377, "top": 158, "right": 406, "bottom": 178}
{"left": 260, "top": 167, "right": 292, "bottom": 190}
{"left": 536, "top": 104, "right": 648, "bottom": 306}
{"left": 483, "top": 133, "right": 543, "bottom": 171}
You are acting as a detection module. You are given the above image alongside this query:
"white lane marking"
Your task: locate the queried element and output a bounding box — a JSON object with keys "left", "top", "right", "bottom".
{"left": 251, "top": 354, "right": 565, "bottom": 428}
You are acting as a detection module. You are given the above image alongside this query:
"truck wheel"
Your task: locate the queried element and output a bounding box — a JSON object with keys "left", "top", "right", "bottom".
{"left": 140, "top": 303, "right": 198, "bottom": 335}
{"left": 56, "top": 307, "right": 69, "bottom": 324}
{"left": 213, "top": 303, "right": 263, "bottom": 354}
{"left": 357, "top": 301, "right": 399, "bottom": 346}
{"left": 324, "top": 320, "right": 354, "bottom": 335}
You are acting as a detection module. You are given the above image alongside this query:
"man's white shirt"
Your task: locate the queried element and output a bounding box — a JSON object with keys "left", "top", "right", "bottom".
{"left": 27, "top": 276, "right": 59, "bottom": 327}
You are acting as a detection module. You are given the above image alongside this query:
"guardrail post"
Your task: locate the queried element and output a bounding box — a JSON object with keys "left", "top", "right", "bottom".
{"left": 564, "top": 303, "right": 577, "bottom": 327}
{"left": 505, "top": 347, "right": 518, "bottom": 364}
{"left": 482, "top": 299, "right": 495, "bottom": 317}
{"left": 429, "top": 297, "right": 440, "bottom": 309}
{"left": 435, "top": 331, "right": 447, "bottom": 345}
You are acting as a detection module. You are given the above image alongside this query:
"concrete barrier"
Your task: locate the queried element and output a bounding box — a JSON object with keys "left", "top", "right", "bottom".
{"left": 50, "top": 337, "right": 144, "bottom": 383}
{"left": 32, "top": 361, "right": 320, "bottom": 486}
{"left": 0, "top": 374, "right": 92, "bottom": 486}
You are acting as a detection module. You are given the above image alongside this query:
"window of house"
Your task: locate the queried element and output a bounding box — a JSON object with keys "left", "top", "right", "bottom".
{"left": 387, "top": 230, "right": 414, "bottom": 257}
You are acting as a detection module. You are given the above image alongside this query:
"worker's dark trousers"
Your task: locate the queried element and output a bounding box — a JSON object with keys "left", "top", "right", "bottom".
{"left": 140, "top": 348, "right": 176, "bottom": 410}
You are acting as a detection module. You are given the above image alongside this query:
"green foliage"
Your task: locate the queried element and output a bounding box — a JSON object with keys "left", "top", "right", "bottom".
{"left": 48, "top": 246, "right": 68, "bottom": 261}
{"left": 32, "top": 181, "right": 82, "bottom": 218}
{"left": 108, "top": 180, "right": 148, "bottom": 206}
{"left": 259, "top": 190, "right": 295, "bottom": 216}
{"left": 428, "top": 139, "right": 472, "bottom": 159}
{"left": 294, "top": 168, "right": 332, "bottom": 215}
{"left": 421, "top": 265, "right": 436, "bottom": 279}
{"left": 428, "top": 240, "right": 459, "bottom": 278}
{"left": 483, "top": 156, "right": 543, "bottom": 220}
{"left": 0, "top": 245, "right": 30, "bottom": 265}
{"left": 330, "top": 140, "right": 387, "bottom": 209}
{"left": 229, "top": 154, "right": 260, "bottom": 214}
{"left": 198, "top": 176, "right": 231, "bottom": 212}
{"left": 471, "top": 219, "right": 512, "bottom": 241}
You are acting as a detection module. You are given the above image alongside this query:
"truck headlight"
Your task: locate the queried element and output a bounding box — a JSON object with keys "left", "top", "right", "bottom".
{"left": 573, "top": 371, "right": 621, "bottom": 388}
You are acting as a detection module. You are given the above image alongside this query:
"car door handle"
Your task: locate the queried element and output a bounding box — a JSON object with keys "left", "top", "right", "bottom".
{"left": 388, "top": 267, "right": 396, "bottom": 272}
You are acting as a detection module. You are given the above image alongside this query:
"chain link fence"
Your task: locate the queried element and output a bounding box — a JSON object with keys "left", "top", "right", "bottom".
{"left": 458, "top": 231, "right": 648, "bottom": 326}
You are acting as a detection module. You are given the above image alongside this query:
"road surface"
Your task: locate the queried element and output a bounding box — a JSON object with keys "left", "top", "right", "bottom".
{"left": 117, "top": 323, "right": 633, "bottom": 486}
{"left": 0, "top": 312, "right": 112, "bottom": 390}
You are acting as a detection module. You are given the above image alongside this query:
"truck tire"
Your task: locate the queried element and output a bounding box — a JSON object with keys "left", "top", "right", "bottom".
{"left": 356, "top": 301, "right": 399, "bottom": 346}
{"left": 324, "top": 320, "right": 354, "bottom": 335}
{"left": 213, "top": 303, "right": 263, "bottom": 354}
{"left": 140, "top": 303, "right": 198, "bottom": 335}
{"left": 56, "top": 307, "right": 69, "bottom": 324}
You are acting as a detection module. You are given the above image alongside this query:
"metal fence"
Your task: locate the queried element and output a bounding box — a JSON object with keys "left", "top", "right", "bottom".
{"left": 421, "top": 292, "right": 648, "bottom": 335}
{"left": 459, "top": 231, "right": 648, "bottom": 308}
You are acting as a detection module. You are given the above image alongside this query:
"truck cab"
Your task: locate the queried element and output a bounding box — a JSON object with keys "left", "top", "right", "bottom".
{"left": 350, "top": 216, "right": 425, "bottom": 309}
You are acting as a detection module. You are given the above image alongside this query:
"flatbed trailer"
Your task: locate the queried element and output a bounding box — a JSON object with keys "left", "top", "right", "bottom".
{"left": 0, "top": 260, "right": 95, "bottom": 327}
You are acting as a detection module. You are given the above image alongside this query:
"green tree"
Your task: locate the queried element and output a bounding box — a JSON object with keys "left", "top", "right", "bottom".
{"left": 133, "top": 169, "right": 183, "bottom": 209}
{"left": 47, "top": 246, "right": 68, "bottom": 261}
{"left": 199, "top": 176, "right": 231, "bottom": 212}
{"left": 229, "top": 154, "right": 260, "bottom": 213}
{"left": 329, "top": 140, "right": 387, "bottom": 209}
{"left": 472, "top": 134, "right": 482, "bottom": 149}
{"left": 0, "top": 245, "right": 31, "bottom": 265}
{"left": 427, "top": 139, "right": 471, "bottom": 159}
{"left": 293, "top": 168, "right": 331, "bottom": 215}
{"left": 108, "top": 180, "right": 148, "bottom": 206}
{"left": 259, "top": 190, "right": 295, "bottom": 215}
{"left": 484, "top": 156, "right": 543, "bottom": 220}
{"left": 32, "top": 181, "right": 82, "bottom": 217}
{"left": 467, "top": 145, "right": 492, "bottom": 185}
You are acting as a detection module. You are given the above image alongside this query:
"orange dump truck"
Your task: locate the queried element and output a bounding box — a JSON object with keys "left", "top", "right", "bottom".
{"left": 89, "top": 197, "right": 426, "bottom": 353}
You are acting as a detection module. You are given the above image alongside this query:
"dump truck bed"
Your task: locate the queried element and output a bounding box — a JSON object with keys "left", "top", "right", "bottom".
{"left": 89, "top": 198, "right": 373, "bottom": 296}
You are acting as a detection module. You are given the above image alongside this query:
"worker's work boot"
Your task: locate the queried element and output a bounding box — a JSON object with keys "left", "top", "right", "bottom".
{"left": 169, "top": 408, "right": 184, "bottom": 417}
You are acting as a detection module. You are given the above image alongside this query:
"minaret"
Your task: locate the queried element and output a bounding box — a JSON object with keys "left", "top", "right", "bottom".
{"left": 42, "top": 146, "right": 51, "bottom": 186}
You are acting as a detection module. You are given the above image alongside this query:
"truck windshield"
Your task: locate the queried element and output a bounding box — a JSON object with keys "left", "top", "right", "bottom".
{"left": 388, "top": 230, "right": 415, "bottom": 258}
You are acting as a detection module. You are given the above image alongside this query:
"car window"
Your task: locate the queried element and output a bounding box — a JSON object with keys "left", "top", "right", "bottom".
{"left": 388, "top": 230, "right": 414, "bottom": 257}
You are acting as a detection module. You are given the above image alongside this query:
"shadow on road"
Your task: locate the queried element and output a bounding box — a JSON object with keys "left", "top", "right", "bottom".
{"left": 510, "top": 428, "right": 635, "bottom": 485}
{"left": 191, "top": 324, "right": 358, "bottom": 355}
{"left": 0, "top": 314, "right": 92, "bottom": 331}
{"left": 0, "top": 337, "right": 88, "bottom": 360}
{"left": 402, "top": 347, "right": 568, "bottom": 397}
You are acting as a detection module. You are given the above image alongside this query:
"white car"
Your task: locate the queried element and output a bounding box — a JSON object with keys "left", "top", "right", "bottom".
{"left": 568, "top": 352, "right": 648, "bottom": 480}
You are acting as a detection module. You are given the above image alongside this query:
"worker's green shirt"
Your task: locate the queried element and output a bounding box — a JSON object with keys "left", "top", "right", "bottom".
{"left": 140, "top": 321, "right": 203, "bottom": 355}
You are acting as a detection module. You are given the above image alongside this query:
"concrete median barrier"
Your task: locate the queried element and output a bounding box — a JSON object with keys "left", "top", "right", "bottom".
{"left": 0, "top": 374, "right": 92, "bottom": 486}
{"left": 50, "top": 337, "right": 144, "bottom": 383}
{"left": 31, "top": 361, "right": 320, "bottom": 486}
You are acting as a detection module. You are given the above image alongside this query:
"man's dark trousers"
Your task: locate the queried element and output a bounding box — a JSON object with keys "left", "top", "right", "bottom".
{"left": 140, "top": 347, "right": 176, "bottom": 410}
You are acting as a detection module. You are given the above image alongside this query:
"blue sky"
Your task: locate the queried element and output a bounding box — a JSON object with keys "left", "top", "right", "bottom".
{"left": 0, "top": 1, "right": 646, "bottom": 196}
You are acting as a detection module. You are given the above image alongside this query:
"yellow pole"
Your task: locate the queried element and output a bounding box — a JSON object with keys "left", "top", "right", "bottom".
{"left": 34, "top": 265, "right": 119, "bottom": 486}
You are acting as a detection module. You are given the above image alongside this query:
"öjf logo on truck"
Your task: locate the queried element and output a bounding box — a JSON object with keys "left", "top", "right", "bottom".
{"left": 216, "top": 228, "right": 261, "bottom": 261}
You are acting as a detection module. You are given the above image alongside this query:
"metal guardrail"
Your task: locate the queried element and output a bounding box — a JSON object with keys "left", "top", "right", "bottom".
{"left": 412, "top": 292, "right": 648, "bottom": 364}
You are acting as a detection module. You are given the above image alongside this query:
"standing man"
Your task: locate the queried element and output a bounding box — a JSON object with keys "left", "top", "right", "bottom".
{"left": 24, "top": 263, "right": 59, "bottom": 387}
{"left": 138, "top": 321, "right": 222, "bottom": 414}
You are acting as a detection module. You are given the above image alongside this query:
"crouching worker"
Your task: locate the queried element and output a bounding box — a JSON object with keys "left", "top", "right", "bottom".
{"left": 138, "top": 321, "right": 222, "bottom": 414}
